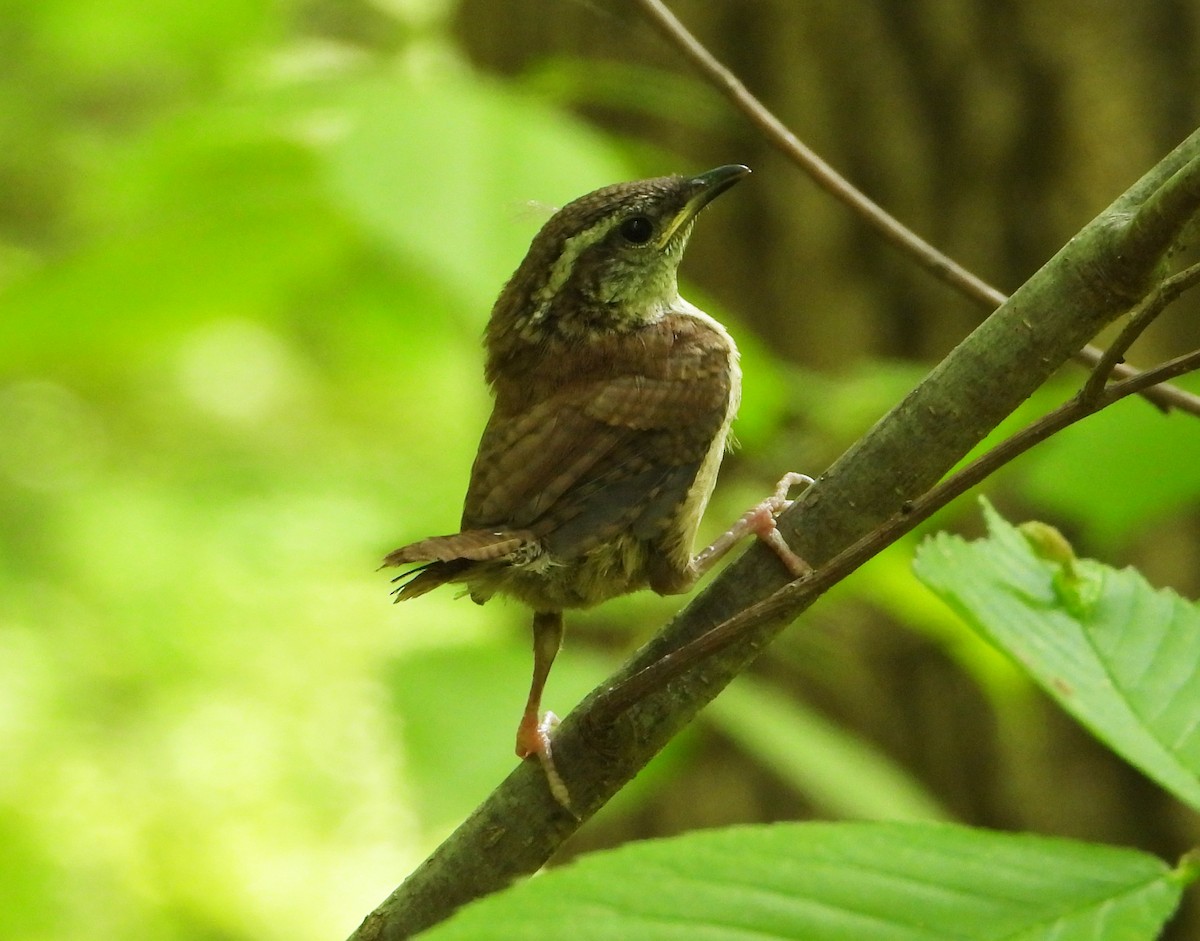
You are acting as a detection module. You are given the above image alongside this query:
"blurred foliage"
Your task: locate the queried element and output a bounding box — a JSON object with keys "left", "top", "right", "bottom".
{"left": 0, "top": 1, "right": 639, "bottom": 937}
{"left": 2, "top": 0, "right": 1200, "bottom": 939}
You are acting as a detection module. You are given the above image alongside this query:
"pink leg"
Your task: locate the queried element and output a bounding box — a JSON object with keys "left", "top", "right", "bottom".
{"left": 515, "top": 611, "right": 572, "bottom": 808}
{"left": 692, "top": 472, "right": 813, "bottom": 578}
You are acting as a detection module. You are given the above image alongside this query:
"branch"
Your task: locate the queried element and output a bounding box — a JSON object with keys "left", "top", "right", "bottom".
{"left": 347, "top": 117, "right": 1200, "bottom": 940}
{"left": 629, "top": 0, "right": 1200, "bottom": 418}
{"left": 1081, "top": 260, "right": 1200, "bottom": 402}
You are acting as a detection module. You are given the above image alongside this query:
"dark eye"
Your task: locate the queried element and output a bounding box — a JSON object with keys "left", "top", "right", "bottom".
{"left": 619, "top": 215, "right": 655, "bottom": 244}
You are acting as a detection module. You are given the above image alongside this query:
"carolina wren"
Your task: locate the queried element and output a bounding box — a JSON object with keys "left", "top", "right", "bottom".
{"left": 385, "top": 166, "right": 809, "bottom": 806}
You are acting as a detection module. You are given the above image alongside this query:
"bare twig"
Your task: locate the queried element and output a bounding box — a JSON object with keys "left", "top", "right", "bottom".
{"left": 630, "top": 0, "right": 1200, "bottom": 417}
{"left": 1081, "top": 260, "right": 1200, "bottom": 402}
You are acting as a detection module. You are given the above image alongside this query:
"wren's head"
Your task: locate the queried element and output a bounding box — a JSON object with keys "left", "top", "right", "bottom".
{"left": 486, "top": 165, "right": 749, "bottom": 361}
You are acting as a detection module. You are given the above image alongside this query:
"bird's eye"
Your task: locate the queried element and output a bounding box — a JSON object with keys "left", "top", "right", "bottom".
{"left": 619, "top": 216, "right": 655, "bottom": 244}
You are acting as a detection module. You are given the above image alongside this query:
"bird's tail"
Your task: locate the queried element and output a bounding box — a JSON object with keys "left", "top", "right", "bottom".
{"left": 382, "top": 529, "right": 535, "bottom": 601}
{"left": 386, "top": 558, "right": 472, "bottom": 601}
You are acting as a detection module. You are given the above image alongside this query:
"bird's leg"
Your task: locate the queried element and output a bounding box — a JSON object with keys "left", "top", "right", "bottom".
{"left": 515, "top": 610, "right": 571, "bottom": 807}
{"left": 692, "top": 472, "right": 814, "bottom": 579}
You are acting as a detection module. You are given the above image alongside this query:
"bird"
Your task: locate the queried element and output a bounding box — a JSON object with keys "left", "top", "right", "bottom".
{"left": 385, "top": 165, "right": 809, "bottom": 807}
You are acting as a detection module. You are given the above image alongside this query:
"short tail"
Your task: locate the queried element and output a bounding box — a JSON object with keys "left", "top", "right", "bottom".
{"left": 382, "top": 528, "right": 536, "bottom": 602}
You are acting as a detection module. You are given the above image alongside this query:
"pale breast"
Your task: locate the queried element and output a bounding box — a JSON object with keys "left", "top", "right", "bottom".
{"left": 656, "top": 298, "right": 741, "bottom": 571}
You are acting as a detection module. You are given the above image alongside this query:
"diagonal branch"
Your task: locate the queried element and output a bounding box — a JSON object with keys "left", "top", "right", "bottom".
{"left": 346, "top": 116, "right": 1200, "bottom": 941}
{"left": 629, "top": 0, "right": 1200, "bottom": 418}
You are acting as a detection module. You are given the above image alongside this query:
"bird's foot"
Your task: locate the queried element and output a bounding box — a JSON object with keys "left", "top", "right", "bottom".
{"left": 693, "top": 472, "right": 814, "bottom": 578}
{"left": 737, "top": 472, "right": 813, "bottom": 577}
{"left": 517, "top": 710, "right": 572, "bottom": 810}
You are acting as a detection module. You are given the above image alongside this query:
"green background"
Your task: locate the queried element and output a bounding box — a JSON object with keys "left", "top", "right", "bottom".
{"left": 3, "top": 1, "right": 1199, "bottom": 938}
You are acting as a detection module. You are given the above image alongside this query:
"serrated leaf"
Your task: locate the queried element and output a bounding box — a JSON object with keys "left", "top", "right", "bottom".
{"left": 913, "top": 500, "right": 1200, "bottom": 810}
{"left": 417, "top": 822, "right": 1187, "bottom": 940}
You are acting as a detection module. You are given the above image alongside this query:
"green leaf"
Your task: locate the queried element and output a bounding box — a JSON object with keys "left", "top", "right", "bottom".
{"left": 417, "top": 822, "right": 1187, "bottom": 940}
{"left": 913, "top": 500, "right": 1200, "bottom": 810}
{"left": 708, "top": 676, "right": 951, "bottom": 822}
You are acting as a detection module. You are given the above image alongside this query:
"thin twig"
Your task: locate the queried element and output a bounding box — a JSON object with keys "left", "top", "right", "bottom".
{"left": 630, "top": 0, "right": 1200, "bottom": 417}
{"left": 1082, "top": 289, "right": 1169, "bottom": 403}
{"left": 1082, "top": 260, "right": 1200, "bottom": 402}
{"left": 630, "top": 0, "right": 994, "bottom": 300}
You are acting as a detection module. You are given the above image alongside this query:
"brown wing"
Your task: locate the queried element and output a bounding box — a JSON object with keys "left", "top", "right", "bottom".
{"left": 461, "top": 327, "right": 734, "bottom": 561}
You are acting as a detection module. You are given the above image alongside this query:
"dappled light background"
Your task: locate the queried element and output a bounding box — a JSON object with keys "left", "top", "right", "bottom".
{"left": 3, "top": 0, "right": 1200, "bottom": 938}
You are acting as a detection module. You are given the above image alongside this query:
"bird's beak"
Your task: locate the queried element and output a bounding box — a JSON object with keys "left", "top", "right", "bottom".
{"left": 656, "top": 164, "right": 751, "bottom": 247}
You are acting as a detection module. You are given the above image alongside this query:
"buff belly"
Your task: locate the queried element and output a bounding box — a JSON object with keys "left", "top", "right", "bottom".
{"left": 467, "top": 533, "right": 654, "bottom": 611}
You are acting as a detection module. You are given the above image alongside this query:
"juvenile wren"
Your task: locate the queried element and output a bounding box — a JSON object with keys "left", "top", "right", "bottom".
{"left": 385, "top": 166, "right": 809, "bottom": 806}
